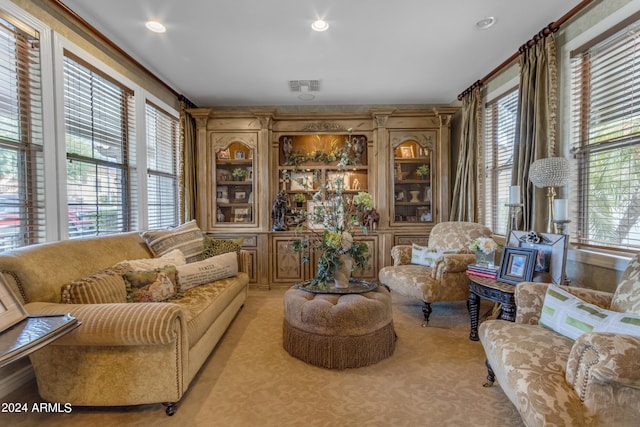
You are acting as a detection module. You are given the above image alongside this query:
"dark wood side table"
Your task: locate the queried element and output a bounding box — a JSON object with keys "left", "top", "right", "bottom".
{"left": 468, "top": 273, "right": 516, "bottom": 341}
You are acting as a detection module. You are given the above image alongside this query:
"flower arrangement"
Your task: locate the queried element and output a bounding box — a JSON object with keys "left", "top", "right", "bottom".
{"left": 416, "top": 164, "right": 430, "bottom": 179}
{"left": 469, "top": 237, "right": 498, "bottom": 254}
{"left": 290, "top": 130, "right": 372, "bottom": 290}
{"left": 232, "top": 168, "right": 247, "bottom": 180}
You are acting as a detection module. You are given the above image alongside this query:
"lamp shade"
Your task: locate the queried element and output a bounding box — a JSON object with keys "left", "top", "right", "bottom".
{"left": 529, "top": 157, "right": 570, "bottom": 188}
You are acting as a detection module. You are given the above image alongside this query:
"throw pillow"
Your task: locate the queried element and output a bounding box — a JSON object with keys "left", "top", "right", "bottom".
{"left": 176, "top": 252, "right": 238, "bottom": 291}
{"left": 140, "top": 220, "right": 204, "bottom": 263}
{"left": 410, "top": 243, "right": 456, "bottom": 267}
{"left": 539, "top": 284, "right": 640, "bottom": 340}
{"left": 115, "top": 248, "right": 187, "bottom": 271}
{"left": 61, "top": 264, "right": 131, "bottom": 304}
{"left": 124, "top": 266, "right": 180, "bottom": 303}
{"left": 202, "top": 235, "right": 243, "bottom": 259}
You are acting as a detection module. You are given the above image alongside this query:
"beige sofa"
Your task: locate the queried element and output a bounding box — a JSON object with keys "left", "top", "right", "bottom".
{"left": 0, "top": 231, "right": 250, "bottom": 415}
{"left": 479, "top": 256, "right": 640, "bottom": 426}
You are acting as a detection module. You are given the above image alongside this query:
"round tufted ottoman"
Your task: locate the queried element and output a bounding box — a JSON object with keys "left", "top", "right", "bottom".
{"left": 283, "top": 284, "right": 396, "bottom": 369}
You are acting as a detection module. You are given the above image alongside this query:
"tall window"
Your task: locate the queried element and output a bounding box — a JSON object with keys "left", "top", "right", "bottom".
{"left": 570, "top": 15, "right": 640, "bottom": 250}
{"left": 482, "top": 88, "right": 518, "bottom": 235}
{"left": 146, "top": 102, "right": 178, "bottom": 229}
{"left": 0, "top": 15, "right": 44, "bottom": 251}
{"left": 63, "top": 52, "right": 137, "bottom": 237}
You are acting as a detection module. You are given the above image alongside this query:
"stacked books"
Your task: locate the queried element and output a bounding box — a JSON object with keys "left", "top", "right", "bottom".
{"left": 467, "top": 264, "right": 499, "bottom": 279}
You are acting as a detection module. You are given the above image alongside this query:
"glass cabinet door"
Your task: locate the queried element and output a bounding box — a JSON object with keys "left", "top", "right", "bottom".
{"left": 214, "top": 142, "right": 254, "bottom": 224}
{"left": 392, "top": 139, "right": 432, "bottom": 224}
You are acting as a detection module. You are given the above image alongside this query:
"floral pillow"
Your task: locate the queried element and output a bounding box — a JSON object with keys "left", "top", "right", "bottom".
{"left": 123, "top": 266, "right": 180, "bottom": 303}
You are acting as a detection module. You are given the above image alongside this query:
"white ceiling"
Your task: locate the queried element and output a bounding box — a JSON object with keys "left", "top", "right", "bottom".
{"left": 60, "top": 0, "right": 582, "bottom": 107}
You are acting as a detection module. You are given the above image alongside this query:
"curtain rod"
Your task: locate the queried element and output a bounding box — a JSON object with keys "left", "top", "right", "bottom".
{"left": 456, "top": 0, "right": 595, "bottom": 101}
{"left": 51, "top": 0, "right": 180, "bottom": 98}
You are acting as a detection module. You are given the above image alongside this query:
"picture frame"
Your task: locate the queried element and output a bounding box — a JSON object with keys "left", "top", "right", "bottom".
{"left": 232, "top": 207, "right": 251, "bottom": 223}
{"left": 234, "top": 150, "right": 245, "bottom": 160}
{"left": 416, "top": 206, "right": 431, "bottom": 222}
{"left": 216, "top": 149, "right": 230, "bottom": 160}
{"left": 497, "top": 246, "right": 538, "bottom": 285}
{"left": 0, "top": 274, "right": 27, "bottom": 333}
{"left": 234, "top": 191, "right": 246, "bottom": 202}
{"left": 400, "top": 146, "right": 414, "bottom": 159}
{"left": 508, "top": 230, "right": 568, "bottom": 285}
{"left": 290, "top": 172, "right": 313, "bottom": 191}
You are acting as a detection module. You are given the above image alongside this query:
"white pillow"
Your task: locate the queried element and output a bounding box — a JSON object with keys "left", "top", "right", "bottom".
{"left": 176, "top": 251, "right": 238, "bottom": 291}
{"left": 539, "top": 284, "right": 640, "bottom": 340}
{"left": 116, "top": 249, "right": 187, "bottom": 271}
{"left": 410, "top": 243, "right": 456, "bottom": 267}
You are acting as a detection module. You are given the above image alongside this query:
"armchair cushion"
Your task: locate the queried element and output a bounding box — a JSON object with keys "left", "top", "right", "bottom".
{"left": 611, "top": 256, "right": 640, "bottom": 314}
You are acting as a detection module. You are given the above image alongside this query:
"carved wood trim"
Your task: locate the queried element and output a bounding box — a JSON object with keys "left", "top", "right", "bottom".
{"left": 210, "top": 133, "right": 257, "bottom": 151}
{"left": 390, "top": 132, "right": 436, "bottom": 150}
{"left": 300, "top": 122, "right": 345, "bottom": 132}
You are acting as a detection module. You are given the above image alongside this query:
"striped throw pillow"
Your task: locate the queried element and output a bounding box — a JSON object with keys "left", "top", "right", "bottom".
{"left": 61, "top": 265, "right": 130, "bottom": 304}
{"left": 141, "top": 220, "right": 204, "bottom": 263}
{"left": 539, "top": 284, "right": 640, "bottom": 340}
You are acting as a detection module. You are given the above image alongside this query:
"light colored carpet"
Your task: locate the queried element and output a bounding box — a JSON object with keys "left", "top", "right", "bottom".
{"left": 3, "top": 288, "right": 523, "bottom": 426}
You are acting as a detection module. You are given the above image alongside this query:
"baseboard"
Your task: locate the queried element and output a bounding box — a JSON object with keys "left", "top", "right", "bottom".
{"left": 0, "top": 363, "right": 34, "bottom": 399}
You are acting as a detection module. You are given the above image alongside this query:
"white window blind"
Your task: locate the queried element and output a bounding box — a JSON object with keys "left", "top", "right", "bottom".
{"left": 570, "top": 14, "right": 640, "bottom": 250}
{"left": 146, "top": 102, "right": 178, "bottom": 229}
{"left": 482, "top": 88, "right": 518, "bottom": 235}
{"left": 0, "top": 13, "right": 44, "bottom": 251}
{"left": 63, "top": 52, "right": 136, "bottom": 237}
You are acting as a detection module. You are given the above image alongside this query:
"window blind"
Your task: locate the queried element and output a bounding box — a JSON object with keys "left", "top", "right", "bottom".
{"left": 63, "top": 52, "right": 136, "bottom": 237}
{"left": 482, "top": 88, "right": 518, "bottom": 235}
{"left": 570, "top": 16, "right": 640, "bottom": 250}
{"left": 0, "top": 14, "right": 44, "bottom": 251}
{"left": 146, "top": 102, "right": 178, "bottom": 229}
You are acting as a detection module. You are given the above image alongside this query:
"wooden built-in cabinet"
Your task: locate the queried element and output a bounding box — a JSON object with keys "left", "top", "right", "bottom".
{"left": 188, "top": 107, "right": 457, "bottom": 289}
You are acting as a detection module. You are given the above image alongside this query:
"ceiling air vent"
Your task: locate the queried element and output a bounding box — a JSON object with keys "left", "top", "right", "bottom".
{"left": 288, "top": 80, "right": 320, "bottom": 92}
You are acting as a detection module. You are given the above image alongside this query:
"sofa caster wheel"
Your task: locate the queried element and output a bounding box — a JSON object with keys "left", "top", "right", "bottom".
{"left": 421, "top": 322, "right": 428, "bottom": 328}
{"left": 163, "top": 402, "right": 177, "bottom": 416}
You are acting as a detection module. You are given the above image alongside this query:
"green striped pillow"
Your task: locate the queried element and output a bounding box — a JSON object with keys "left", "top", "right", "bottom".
{"left": 539, "top": 284, "right": 640, "bottom": 340}
{"left": 141, "top": 220, "right": 204, "bottom": 263}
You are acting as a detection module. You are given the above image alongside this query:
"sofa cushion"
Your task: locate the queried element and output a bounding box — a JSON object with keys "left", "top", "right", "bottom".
{"left": 61, "top": 264, "right": 131, "bottom": 304}
{"left": 171, "top": 273, "right": 248, "bottom": 347}
{"left": 140, "top": 220, "right": 204, "bottom": 263}
{"left": 611, "top": 255, "right": 640, "bottom": 314}
{"left": 479, "top": 320, "right": 589, "bottom": 426}
{"left": 124, "top": 266, "right": 180, "bottom": 302}
{"left": 202, "top": 235, "right": 243, "bottom": 259}
{"left": 176, "top": 252, "right": 238, "bottom": 291}
{"left": 540, "top": 284, "right": 640, "bottom": 340}
{"left": 115, "top": 248, "right": 186, "bottom": 271}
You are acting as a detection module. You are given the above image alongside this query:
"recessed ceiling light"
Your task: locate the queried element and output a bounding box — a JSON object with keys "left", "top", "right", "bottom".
{"left": 298, "top": 94, "right": 316, "bottom": 101}
{"left": 311, "top": 18, "right": 329, "bottom": 32}
{"left": 476, "top": 16, "right": 496, "bottom": 30}
{"left": 145, "top": 20, "right": 166, "bottom": 33}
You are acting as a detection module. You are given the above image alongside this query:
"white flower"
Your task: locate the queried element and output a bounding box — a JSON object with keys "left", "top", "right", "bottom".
{"left": 470, "top": 237, "right": 497, "bottom": 254}
{"left": 341, "top": 231, "right": 353, "bottom": 251}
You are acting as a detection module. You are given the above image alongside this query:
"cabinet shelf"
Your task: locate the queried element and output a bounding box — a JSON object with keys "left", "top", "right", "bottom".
{"left": 216, "top": 159, "right": 253, "bottom": 166}
{"left": 395, "top": 202, "right": 431, "bottom": 206}
{"left": 395, "top": 179, "right": 430, "bottom": 185}
{"left": 219, "top": 180, "right": 252, "bottom": 185}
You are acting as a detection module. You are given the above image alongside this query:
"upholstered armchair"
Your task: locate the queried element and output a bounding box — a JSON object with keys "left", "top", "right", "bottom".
{"left": 378, "top": 221, "right": 492, "bottom": 323}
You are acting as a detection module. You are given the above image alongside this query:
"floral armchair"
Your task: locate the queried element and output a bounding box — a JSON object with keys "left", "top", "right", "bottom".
{"left": 378, "top": 221, "right": 492, "bottom": 323}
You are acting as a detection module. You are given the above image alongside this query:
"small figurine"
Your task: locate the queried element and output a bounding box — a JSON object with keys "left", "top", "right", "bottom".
{"left": 272, "top": 189, "right": 289, "bottom": 231}
{"left": 353, "top": 136, "right": 365, "bottom": 164}
{"left": 282, "top": 137, "right": 293, "bottom": 163}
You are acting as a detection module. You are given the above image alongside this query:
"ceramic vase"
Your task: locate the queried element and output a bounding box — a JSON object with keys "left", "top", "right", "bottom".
{"left": 332, "top": 255, "right": 353, "bottom": 288}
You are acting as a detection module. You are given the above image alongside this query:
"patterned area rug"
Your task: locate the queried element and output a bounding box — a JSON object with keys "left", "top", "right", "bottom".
{"left": 4, "top": 288, "right": 523, "bottom": 426}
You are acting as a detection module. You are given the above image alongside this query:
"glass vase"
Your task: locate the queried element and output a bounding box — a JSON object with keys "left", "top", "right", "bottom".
{"left": 475, "top": 250, "right": 495, "bottom": 268}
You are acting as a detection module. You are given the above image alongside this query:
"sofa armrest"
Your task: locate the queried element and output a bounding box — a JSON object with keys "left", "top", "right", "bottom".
{"left": 567, "top": 332, "right": 640, "bottom": 423}
{"left": 515, "top": 282, "right": 614, "bottom": 324}
{"left": 390, "top": 245, "right": 412, "bottom": 266}
{"left": 238, "top": 249, "right": 251, "bottom": 275}
{"left": 431, "top": 253, "right": 476, "bottom": 279}
{"left": 24, "top": 301, "right": 186, "bottom": 347}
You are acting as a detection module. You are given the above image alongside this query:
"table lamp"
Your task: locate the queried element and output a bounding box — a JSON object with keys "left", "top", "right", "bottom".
{"left": 528, "top": 157, "right": 570, "bottom": 233}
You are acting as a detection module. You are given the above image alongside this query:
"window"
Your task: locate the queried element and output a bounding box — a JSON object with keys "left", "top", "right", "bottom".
{"left": 482, "top": 88, "right": 518, "bottom": 235}
{"left": 146, "top": 102, "right": 179, "bottom": 229}
{"left": 570, "top": 15, "right": 640, "bottom": 250}
{"left": 63, "top": 52, "right": 137, "bottom": 237}
{"left": 0, "top": 14, "right": 45, "bottom": 251}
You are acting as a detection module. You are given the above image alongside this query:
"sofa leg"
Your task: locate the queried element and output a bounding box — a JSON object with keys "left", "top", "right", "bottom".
{"left": 163, "top": 402, "right": 177, "bottom": 416}
{"left": 483, "top": 359, "right": 495, "bottom": 388}
{"left": 421, "top": 302, "right": 432, "bottom": 327}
